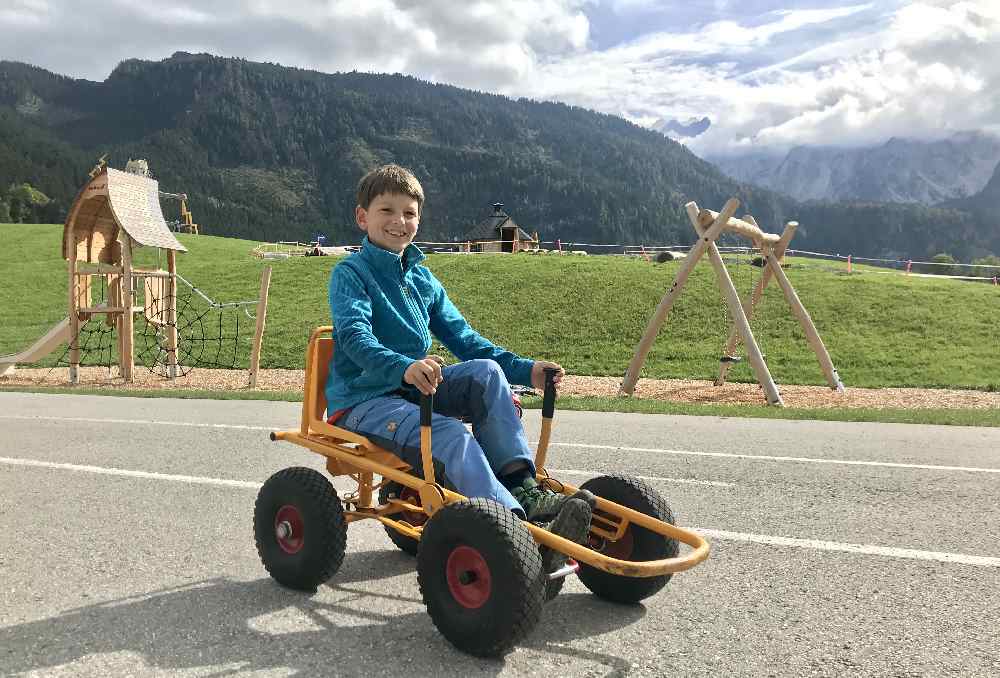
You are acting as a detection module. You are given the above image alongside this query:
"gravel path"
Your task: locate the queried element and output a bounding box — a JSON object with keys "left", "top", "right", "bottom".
{"left": 3, "top": 367, "right": 999, "bottom": 410}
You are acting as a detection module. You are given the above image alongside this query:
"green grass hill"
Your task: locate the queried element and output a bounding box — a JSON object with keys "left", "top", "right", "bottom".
{"left": 2, "top": 224, "right": 998, "bottom": 391}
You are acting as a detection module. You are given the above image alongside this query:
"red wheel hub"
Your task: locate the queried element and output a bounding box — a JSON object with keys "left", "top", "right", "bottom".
{"left": 602, "top": 527, "right": 635, "bottom": 560}
{"left": 274, "top": 504, "right": 305, "bottom": 554}
{"left": 445, "top": 545, "right": 492, "bottom": 609}
{"left": 399, "top": 487, "right": 427, "bottom": 527}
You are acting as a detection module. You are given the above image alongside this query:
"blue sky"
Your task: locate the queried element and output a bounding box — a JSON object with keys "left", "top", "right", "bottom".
{"left": 1, "top": 1, "right": 997, "bottom": 156}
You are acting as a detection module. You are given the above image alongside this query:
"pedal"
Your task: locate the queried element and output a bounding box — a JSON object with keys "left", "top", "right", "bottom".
{"left": 548, "top": 558, "right": 579, "bottom": 580}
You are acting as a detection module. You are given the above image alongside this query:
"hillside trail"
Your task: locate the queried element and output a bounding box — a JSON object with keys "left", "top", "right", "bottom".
{"left": 3, "top": 368, "right": 998, "bottom": 410}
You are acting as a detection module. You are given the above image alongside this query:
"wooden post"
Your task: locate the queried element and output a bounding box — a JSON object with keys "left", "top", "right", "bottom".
{"left": 120, "top": 234, "right": 135, "bottom": 382}
{"left": 248, "top": 266, "right": 272, "bottom": 388}
{"left": 166, "top": 250, "right": 179, "bottom": 379}
{"left": 716, "top": 220, "right": 797, "bottom": 386}
{"left": 847, "top": 255, "right": 852, "bottom": 274}
{"left": 766, "top": 252, "right": 844, "bottom": 391}
{"left": 687, "top": 205, "right": 782, "bottom": 406}
{"left": 620, "top": 198, "right": 739, "bottom": 396}
{"left": 67, "top": 232, "right": 80, "bottom": 384}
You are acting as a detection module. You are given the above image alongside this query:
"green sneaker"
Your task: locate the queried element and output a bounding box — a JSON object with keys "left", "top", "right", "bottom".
{"left": 511, "top": 476, "right": 595, "bottom": 522}
{"left": 541, "top": 497, "right": 593, "bottom": 598}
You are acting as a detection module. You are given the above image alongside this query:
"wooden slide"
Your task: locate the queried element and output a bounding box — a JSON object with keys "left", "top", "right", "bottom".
{"left": 0, "top": 318, "right": 71, "bottom": 376}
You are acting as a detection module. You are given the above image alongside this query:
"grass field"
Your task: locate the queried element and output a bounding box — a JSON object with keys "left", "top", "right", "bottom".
{"left": 2, "top": 223, "right": 998, "bottom": 391}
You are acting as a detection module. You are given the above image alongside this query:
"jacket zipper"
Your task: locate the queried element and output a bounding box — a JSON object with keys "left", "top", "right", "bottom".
{"left": 400, "top": 266, "right": 430, "bottom": 346}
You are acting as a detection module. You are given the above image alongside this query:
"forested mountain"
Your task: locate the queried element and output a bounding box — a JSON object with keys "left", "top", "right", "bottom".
{"left": 0, "top": 53, "right": 995, "bottom": 259}
{"left": 941, "top": 164, "right": 1000, "bottom": 254}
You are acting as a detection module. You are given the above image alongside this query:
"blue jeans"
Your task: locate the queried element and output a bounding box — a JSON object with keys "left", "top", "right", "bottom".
{"left": 337, "top": 359, "right": 534, "bottom": 514}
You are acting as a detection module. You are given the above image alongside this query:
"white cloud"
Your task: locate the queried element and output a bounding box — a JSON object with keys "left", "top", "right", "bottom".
{"left": 522, "top": 1, "right": 1000, "bottom": 155}
{"left": 0, "top": 0, "right": 997, "bottom": 155}
{"left": 0, "top": 0, "right": 591, "bottom": 91}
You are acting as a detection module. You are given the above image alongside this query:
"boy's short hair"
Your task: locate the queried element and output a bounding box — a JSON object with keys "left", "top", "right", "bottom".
{"left": 356, "top": 164, "right": 425, "bottom": 214}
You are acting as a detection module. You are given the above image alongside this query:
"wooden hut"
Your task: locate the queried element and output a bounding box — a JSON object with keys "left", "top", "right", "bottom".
{"left": 461, "top": 203, "right": 536, "bottom": 253}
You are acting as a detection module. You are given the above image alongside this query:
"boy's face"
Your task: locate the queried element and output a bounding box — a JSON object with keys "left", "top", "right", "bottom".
{"left": 356, "top": 192, "right": 420, "bottom": 254}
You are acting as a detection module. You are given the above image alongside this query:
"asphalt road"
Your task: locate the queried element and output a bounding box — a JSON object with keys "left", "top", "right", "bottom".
{"left": 1, "top": 392, "right": 998, "bottom": 677}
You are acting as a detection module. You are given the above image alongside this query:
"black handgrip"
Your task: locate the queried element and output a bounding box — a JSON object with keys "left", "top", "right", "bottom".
{"left": 420, "top": 393, "right": 433, "bottom": 427}
{"left": 541, "top": 368, "right": 558, "bottom": 419}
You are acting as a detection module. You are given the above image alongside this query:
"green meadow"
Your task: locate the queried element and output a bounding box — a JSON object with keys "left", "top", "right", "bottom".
{"left": 2, "top": 223, "right": 999, "bottom": 392}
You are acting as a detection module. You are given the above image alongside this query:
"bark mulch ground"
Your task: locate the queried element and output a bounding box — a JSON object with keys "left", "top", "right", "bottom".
{"left": 4, "top": 367, "right": 998, "bottom": 410}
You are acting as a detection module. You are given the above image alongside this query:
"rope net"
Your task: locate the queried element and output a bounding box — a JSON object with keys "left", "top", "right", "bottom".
{"left": 47, "top": 273, "right": 257, "bottom": 381}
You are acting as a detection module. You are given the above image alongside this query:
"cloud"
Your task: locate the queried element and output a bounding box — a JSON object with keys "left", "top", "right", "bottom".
{"left": 521, "top": 1, "right": 1000, "bottom": 155}
{"left": 1, "top": 0, "right": 997, "bottom": 154}
{"left": 691, "top": 0, "right": 1000, "bottom": 154}
{"left": 0, "top": 0, "right": 591, "bottom": 91}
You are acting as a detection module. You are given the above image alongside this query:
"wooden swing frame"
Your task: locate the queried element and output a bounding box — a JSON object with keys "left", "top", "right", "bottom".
{"left": 619, "top": 198, "right": 844, "bottom": 406}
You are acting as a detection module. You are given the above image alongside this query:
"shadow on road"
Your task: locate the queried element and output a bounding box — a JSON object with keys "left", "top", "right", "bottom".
{"left": 1, "top": 549, "right": 647, "bottom": 677}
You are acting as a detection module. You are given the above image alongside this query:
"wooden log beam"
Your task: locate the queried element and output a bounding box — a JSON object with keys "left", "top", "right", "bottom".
{"left": 166, "top": 250, "right": 179, "bottom": 378}
{"left": 766, "top": 252, "right": 845, "bottom": 391}
{"left": 698, "top": 209, "right": 781, "bottom": 246}
{"left": 248, "top": 266, "right": 272, "bottom": 388}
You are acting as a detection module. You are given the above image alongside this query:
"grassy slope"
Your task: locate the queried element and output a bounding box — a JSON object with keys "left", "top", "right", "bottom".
{"left": 2, "top": 223, "right": 998, "bottom": 390}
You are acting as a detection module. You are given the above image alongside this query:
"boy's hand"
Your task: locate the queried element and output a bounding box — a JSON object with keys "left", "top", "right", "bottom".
{"left": 531, "top": 361, "right": 565, "bottom": 391}
{"left": 404, "top": 358, "right": 444, "bottom": 395}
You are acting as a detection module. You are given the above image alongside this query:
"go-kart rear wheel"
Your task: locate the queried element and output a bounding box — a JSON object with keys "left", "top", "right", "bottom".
{"left": 378, "top": 481, "right": 424, "bottom": 556}
{"left": 254, "top": 467, "right": 347, "bottom": 591}
{"left": 417, "top": 499, "right": 544, "bottom": 657}
{"left": 577, "top": 474, "right": 679, "bottom": 604}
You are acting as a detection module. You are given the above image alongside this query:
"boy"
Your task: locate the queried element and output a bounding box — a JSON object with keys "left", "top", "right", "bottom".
{"left": 326, "top": 164, "right": 594, "bottom": 566}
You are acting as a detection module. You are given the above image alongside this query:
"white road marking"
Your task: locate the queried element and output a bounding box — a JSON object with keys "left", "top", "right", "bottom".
{"left": 2, "top": 455, "right": 997, "bottom": 568}
{"left": 547, "top": 468, "right": 734, "bottom": 488}
{"left": 0, "top": 456, "right": 261, "bottom": 489}
{"left": 0, "top": 414, "right": 280, "bottom": 431}
{"left": 4, "top": 414, "right": 999, "bottom": 475}
{"left": 696, "top": 528, "right": 1000, "bottom": 568}
{"left": 548, "top": 442, "right": 1000, "bottom": 474}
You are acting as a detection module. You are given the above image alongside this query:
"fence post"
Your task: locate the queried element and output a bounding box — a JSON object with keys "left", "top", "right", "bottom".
{"left": 248, "top": 266, "right": 272, "bottom": 389}
{"left": 994, "top": 275, "right": 998, "bottom": 286}
{"left": 906, "top": 260, "right": 912, "bottom": 275}
{"left": 847, "top": 255, "right": 852, "bottom": 274}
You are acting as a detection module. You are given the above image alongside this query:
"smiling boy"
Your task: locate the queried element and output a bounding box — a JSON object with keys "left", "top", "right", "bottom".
{"left": 326, "top": 164, "right": 594, "bottom": 567}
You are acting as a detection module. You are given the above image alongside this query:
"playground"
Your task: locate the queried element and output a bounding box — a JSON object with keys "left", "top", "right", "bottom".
{"left": 0, "top": 161, "right": 271, "bottom": 387}
{"left": 2, "top": 168, "right": 998, "bottom": 417}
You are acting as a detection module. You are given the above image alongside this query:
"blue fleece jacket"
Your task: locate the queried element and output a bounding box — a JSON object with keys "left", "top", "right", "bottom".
{"left": 325, "top": 236, "right": 535, "bottom": 413}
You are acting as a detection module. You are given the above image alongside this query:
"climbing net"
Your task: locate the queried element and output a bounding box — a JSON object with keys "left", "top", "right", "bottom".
{"left": 49, "top": 274, "right": 259, "bottom": 381}
{"left": 135, "top": 273, "right": 259, "bottom": 378}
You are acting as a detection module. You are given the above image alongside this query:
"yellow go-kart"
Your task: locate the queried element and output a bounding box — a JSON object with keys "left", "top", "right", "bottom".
{"left": 257, "top": 327, "right": 709, "bottom": 656}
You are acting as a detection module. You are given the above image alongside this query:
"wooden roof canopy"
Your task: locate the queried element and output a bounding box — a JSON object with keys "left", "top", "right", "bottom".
{"left": 62, "top": 167, "right": 187, "bottom": 264}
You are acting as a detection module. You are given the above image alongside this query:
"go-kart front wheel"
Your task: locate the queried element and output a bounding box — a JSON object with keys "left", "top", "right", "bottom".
{"left": 417, "top": 499, "right": 544, "bottom": 657}
{"left": 254, "top": 467, "right": 347, "bottom": 591}
{"left": 577, "top": 474, "right": 679, "bottom": 604}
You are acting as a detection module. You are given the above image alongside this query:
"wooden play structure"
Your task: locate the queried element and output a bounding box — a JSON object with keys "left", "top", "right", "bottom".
{"left": 63, "top": 165, "right": 188, "bottom": 382}
{"left": 2, "top": 161, "right": 272, "bottom": 385}
{"left": 159, "top": 190, "right": 201, "bottom": 235}
{"left": 620, "top": 198, "right": 844, "bottom": 406}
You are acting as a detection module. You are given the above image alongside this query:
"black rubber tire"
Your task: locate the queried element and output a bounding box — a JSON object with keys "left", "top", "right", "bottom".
{"left": 254, "top": 467, "right": 347, "bottom": 591}
{"left": 417, "top": 499, "right": 544, "bottom": 657}
{"left": 577, "top": 474, "right": 679, "bottom": 604}
{"left": 378, "top": 481, "right": 421, "bottom": 556}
